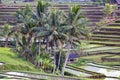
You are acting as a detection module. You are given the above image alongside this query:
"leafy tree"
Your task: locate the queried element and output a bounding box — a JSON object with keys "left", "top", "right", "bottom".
{"left": 103, "top": 3, "right": 113, "bottom": 18}
{"left": 111, "top": 4, "right": 118, "bottom": 18}
{"left": 8, "top": 4, "right": 37, "bottom": 62}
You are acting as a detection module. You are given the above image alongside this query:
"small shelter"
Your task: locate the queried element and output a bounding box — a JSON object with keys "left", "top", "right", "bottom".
{"left": 68, "top": 53, "right": 79, "bottom": 61}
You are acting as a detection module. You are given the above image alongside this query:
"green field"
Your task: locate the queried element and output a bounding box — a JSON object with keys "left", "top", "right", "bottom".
{"left": 0, "top": 47, "right": 37, "bottom": 71}
{"left": 80, "top": 54, "right": 120, "bottom": 66}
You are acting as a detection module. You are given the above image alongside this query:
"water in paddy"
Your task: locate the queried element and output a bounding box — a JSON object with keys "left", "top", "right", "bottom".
{"left": 4, "top": 71, "right": 120, "bottom": 80}
{"left": 85, "top": 63, "right": 120, "bottom": 78}
{"left": 1, "top": 63, "right": 120, "bottom": 80}
{"left": 0, "top": 62, "right": 4, "bottom": 65}
{"left": 66, "top": 63, "right": 120, "bottom": 80}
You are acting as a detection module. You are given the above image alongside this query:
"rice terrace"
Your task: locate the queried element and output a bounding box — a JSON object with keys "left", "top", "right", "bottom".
{"left": 0, "top": 0, "right": 120, "bottom": 80}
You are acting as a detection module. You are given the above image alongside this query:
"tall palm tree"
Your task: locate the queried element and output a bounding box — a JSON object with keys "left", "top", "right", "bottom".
{"left": 62, "top": 5, "right": 89, "bottom": 75}
{"left": 32, "top": 9, "right": 69, "bottom": 73}
{"left": 8, "top": 4, "right": 38, "bottom": 62}
{"left": 7, "top": 0, "right": 90, "bottom": 74}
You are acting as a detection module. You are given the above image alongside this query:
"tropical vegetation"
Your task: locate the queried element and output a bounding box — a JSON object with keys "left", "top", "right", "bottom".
{"left": 6, "top": 0, "right": 89, "bottom": 75}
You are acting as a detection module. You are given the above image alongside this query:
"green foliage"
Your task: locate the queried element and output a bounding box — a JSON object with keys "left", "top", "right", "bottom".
{"left": 112, "top": 4, "right": 118, "bottom": 11}
{"left": 0, "top": 47, "right": 36, "bottom": 71}
{"left": 102, "top": 3, "right": 113, "bottom": 15}
{"left": 3, "top": 24, "right": 10, "bottom": 35}
{"left": 34, "top": 50, "right": 53, "bottom": 71}
{"left": 8, "top": 0, "right": 89, "bottom": 74}
{"left": 37, "top": 0, "right": 49, "bottom": 17}
{"left": 0, "top": 24, "right": 10, "bottom": 37}
{"left": 102, "top": 3, "right": 118, "bottom": 17}
{"left": 74, "top": 58, "right": 86, "bottom": 66}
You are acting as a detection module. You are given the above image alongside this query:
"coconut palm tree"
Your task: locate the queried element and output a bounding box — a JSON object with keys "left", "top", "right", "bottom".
{"left": 7, "top": 0, "right": 90, "bottom": 74}
{"left": 8, "top": 4, "right": 38, "bottom": 62}
{"left": 32, "top": 9, "right": 69, "bottom": 73}
{"left": 61, "top": 5, "right": 89, "bottom": 75}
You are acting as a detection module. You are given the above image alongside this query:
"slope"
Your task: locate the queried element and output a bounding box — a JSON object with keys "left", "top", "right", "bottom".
{"left": 0, "top": 47, "right": 36, "bottom": 71}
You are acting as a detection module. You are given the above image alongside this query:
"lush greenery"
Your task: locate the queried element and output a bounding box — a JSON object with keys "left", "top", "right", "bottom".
{"left": 6, "top": 0, "right": 89, "bottom": 75}
{"left": 0, "top": 1, "right": 119, "bottom": 80}
{"left": 103, "top": 3, "right": 118, "bottom": 19}
{"left": 0, "top": 47, "right": 36, "bottom": 71}
{"left": 80, "top": 54, "right": 120, "bottom": 67}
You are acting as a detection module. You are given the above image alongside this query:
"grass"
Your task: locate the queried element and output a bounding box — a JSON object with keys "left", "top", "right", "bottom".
{"left": 84, "top": 49, "right": 120, "bottom": 55}
{"left": 0, "top": 47, "right": 37, "bottom": 71}
{"left": 91, "top": 34, "right": 120, "bottom": 38}
{"left": 112, "top": 55, "right": 120, "bottom": 58}
{"left": 67, "top": 64, "right": 101, "bottom": 75}
{"left": 104, "top": 27, "right": 120, "bottom": 29}
{"left": 102, "top": 62, "right": 120, "bottom": 66}
{"left": 81, "top": 44, "right": 104, "bottom": 49}
{"left": 84, "top": 47, "right": 120, "bottom": 52}
{"left": 82, "top": 78, "right": 104, "bottom": 80}
{"left": 80, "top": 54, "right": 112, "bottom": 63}
{"left": 91, "top": 37, "right": 120, "bottom": 41}
{"left": 83, "top": 40, "right": 120, "bottom": 45}
{"left": 80, "top": 54, "right": 120, "bottom": 67}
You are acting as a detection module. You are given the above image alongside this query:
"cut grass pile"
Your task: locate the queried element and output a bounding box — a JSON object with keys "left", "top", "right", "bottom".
{"left": 0, "top": 47, "right": 36, "bottom": 71}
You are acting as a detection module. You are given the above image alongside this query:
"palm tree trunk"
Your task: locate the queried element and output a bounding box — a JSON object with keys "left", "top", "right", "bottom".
{"left": 46, "top": 38, "right": 49, "bottom": 52}
{"left": 56, "top": 39, "right": 63, "bottom": 72}
{"left": 53, "top": 52, "right": 56, "bottom": 74}
{"left": 4, "top": 37, "right": 8, "bottom": 47}
{"left": 38, "top": 40, "right": 41, "bottom": 67}
{"left": 62, "top": 42, "right": 71, "bottom": 75}
{"left": 53, "top": 41, "right": 57, "bottom": 74}
{"left": 39, "top": 40, "right": 41, "bottom": 56}
{"left": 56, "top": 50, "right": 61, "bottom": 72}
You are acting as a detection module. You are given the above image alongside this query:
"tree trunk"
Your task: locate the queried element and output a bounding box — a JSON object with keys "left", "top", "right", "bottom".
{"left": 4, "top": 37, "right": 8, "bottom": 47}
{"left": 37, "top": 40, "right": 41, "bottom": 67}
{"left": 46, "top": 38, "right": 49, "bottom": 52}
{"left": 56, "top": 39, "right": 63, "bottom": 72}
{"left": 62, "top": 42, "right": 71, "bottom": 75}
{"left": 56, "top": 50, "right": 61, "bottom": 72}
{"left": 53, "top": 52, "right": 56, "bottom": 74}
{"left": 53, "top": 41, "right": 57, "bottom": 74}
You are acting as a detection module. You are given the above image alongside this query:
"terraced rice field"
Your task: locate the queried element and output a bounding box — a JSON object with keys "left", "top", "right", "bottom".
{"left": 82, "top": 19, "right": 120, "bottom": 55}
{"left": 0, "top": 3, "right": 104, "bottom": 26}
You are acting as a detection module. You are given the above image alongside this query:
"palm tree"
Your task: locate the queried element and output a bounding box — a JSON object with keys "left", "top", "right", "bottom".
{"left": 62, "top": 5, "right": 89, "bottom": 75}
{"left": 7, "top": 0, "right": 50, "bottom": 66}
{"left": 7, "top": 0, "right": 90, "bottom": 74}
{"left": 8, "top": 4, "right": 38, "bottom": 62}
{"left": 32, "top": 9, "right": 69, "bottom": 73}
{"left": 47, "top": 9, "right": 67, "bottom": 73}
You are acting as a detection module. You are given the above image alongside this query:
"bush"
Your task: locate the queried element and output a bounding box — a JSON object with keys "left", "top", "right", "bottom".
{"left": 75, "top": 58, "right": 86, "bottom": 66}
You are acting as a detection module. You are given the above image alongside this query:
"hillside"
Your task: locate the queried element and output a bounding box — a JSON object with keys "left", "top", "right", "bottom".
{"left": 0, "top": 47, "right": 36, "bottom": 71}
